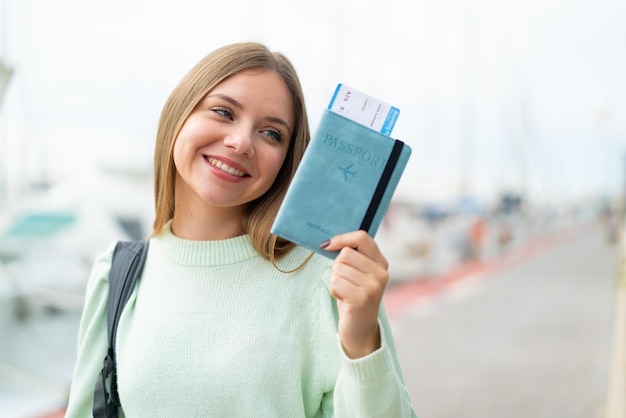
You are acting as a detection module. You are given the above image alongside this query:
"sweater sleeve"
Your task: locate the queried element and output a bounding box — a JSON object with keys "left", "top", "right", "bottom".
{"left": 315, "top": 257, "right": 419, "bottom": 418}
{"left": 64, "top": 243, "right": 116, "bottom": 418}
{"left": 331, "top": 305, "right": 420, "bottom": 418}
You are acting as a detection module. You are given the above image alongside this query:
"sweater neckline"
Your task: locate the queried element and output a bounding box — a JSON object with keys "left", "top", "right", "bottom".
{"left": 152, "top": 220, "right": 259, "bottom": 266}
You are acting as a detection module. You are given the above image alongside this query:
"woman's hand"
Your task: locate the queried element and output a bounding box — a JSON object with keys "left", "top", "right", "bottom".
{"left": 320, "top": 230, "right": 390, "bottom": 359}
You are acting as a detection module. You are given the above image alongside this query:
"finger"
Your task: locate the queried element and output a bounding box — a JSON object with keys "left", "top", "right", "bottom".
{"left": 330, "top": 259, "right": 387, "bottom": 302}
{"left": 331, "top": 255, "right": 368, "bottom": 287}
{"left": 334, "top": 247, "right": 379, "bottom": 278}
{"left": 334, "top": 244, "right": 390, "bottom": 286}
{"left": 331, "top": 246, "right": 390, "bottom": 295}
{"left": 321, "top": 230, "right": 374, "bottom": 253}
{"left": 320, "top": 231, "right": 388, "bottom": 269}
{"left": 329, "top": 271, "right": 376, "bottom": 305}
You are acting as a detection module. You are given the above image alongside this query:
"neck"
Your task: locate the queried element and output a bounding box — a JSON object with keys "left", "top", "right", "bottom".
{"left": 171, "top": 203, "right": 246, "bottom": 241}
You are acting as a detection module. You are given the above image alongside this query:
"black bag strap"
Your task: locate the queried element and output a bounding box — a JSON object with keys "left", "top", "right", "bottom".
{"left": 93, "top": 240, "right": 149, "bottom": 418}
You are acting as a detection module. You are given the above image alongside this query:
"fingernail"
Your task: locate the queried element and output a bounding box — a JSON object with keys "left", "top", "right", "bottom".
{"left": 319, "top": 239, "right": 331, "bottom": 249}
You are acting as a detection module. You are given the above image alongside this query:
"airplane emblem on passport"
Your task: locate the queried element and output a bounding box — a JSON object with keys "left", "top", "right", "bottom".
{"left": 338, "top": 163, "right": 356, "bottom": 181}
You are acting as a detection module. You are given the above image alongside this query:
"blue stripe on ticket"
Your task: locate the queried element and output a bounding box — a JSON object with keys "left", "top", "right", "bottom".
{"left": 328, "top": 84, "right": 342, "bottom": 110}
{"left": 381, "top": 107, "right": 400, "bottom": 136}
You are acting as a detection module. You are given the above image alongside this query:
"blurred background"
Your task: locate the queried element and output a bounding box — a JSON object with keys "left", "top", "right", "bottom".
{"left": 0, "top": 0, "right": 625, "bottom": 417}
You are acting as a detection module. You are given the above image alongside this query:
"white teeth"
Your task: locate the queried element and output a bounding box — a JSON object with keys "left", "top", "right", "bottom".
{"left": 207, "top": 157, "right": 246, "bottom": 177}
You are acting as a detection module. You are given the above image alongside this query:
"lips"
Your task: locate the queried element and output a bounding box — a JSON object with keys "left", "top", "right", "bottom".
{"left": 206, "top": 157, "right": 248, "bottom": 177}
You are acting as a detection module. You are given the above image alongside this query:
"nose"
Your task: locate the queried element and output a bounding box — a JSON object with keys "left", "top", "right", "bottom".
{"left": 224, "top": 126, "right": 255, "bottom": 157}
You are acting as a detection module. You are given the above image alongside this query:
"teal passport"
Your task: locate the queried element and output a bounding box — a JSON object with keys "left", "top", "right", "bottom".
{"left": 271, "top": 109, "right": 412, "bottom": 259}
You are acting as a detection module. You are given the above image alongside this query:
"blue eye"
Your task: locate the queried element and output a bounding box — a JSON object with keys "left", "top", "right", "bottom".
{"left": 212, "top": 107, "right": 233, "bottom": 120}
{"left": 264, "top": 128, "right": 283, "bottom": 142}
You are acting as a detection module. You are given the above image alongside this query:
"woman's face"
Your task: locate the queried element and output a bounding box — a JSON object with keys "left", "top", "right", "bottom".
{"left": 172, "top": 69, "right": 294, "bottom": 219}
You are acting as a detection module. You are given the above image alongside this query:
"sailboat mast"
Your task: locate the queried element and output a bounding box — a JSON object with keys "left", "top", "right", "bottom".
{"left": 0, "top": 0, "right": 14, "bottom": 209}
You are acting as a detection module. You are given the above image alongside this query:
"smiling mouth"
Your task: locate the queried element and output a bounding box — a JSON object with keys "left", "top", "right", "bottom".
{"left": 206, "top": 157, "right": 248, "bottom": 177}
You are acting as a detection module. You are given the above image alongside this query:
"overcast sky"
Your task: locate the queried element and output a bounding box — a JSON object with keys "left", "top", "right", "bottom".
{"left": 1, "top": 0, "right": 625, "bottom": 206}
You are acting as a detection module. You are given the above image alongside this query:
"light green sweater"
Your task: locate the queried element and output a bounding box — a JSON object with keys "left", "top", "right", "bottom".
{"left": 65, "top": 222, "right": 418, "bottom": 417}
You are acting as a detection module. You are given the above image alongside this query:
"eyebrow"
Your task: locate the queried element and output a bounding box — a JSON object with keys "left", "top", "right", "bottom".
{"left": 206, "top": 93, "right": 292, "bottom": 137}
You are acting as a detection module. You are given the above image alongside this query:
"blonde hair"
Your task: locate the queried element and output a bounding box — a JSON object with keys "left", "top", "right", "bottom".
{"left": 151, "top": 42, "right": 310, "bottom": 261}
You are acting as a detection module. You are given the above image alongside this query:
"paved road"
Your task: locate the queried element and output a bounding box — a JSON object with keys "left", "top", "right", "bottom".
{"left": 388, "top": 222, "right": 618, "bottom": 418}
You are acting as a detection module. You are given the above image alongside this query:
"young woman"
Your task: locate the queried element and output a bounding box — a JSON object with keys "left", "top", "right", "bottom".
{"left": 66, "top": 42, "right": 418, "bottom": 417}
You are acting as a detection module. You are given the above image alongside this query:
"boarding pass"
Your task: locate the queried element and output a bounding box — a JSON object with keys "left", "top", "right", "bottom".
{"left": 327, "top": 83, "right": 400, "bottom": 136}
